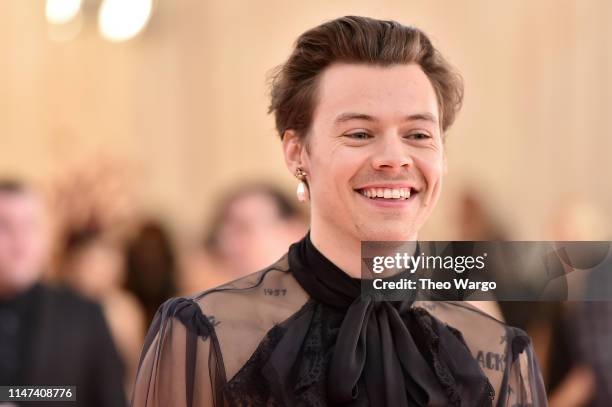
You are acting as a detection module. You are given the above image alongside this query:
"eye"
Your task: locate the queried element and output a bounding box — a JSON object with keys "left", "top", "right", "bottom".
{"left": 345, "top": 131, "right": 372, "bottom": 140}
{"left": 405, "top": 132, "right": 431, "bottom": 140}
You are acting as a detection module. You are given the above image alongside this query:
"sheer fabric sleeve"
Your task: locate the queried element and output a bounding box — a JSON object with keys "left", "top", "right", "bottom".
{"left": 502, "top": 333, "right": 548, "bottom": 407}
{"left": 130, "top": 258, "right": 309, "bottom": 407}
{"left": 130, "top": 297, "right": 226, "bottom": 407}
{"left": 417, "top": 301, "right": 548, "bottom": 407}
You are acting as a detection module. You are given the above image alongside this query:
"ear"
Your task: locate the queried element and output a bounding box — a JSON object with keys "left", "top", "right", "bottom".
{"left": 282, "top": 129, "right": 309, "bottom": 175}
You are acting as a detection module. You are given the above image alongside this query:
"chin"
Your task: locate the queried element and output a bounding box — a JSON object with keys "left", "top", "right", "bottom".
{"left": 357, "top": 225, "right": 417, "bottom": 242}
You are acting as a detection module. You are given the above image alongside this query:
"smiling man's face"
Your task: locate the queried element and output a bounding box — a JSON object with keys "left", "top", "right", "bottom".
{"left": 297, "top": 63, "right": 445, "bottom": 242}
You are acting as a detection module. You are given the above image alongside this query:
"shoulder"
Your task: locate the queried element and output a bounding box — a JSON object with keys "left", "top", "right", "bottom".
{"left": 414, "top": 301, "right": 534, "bottom": 370}
{"left": 416, "top": 300, "right": 538, "bottom": 401}
{"left": 196, "top": 254, "right": 307, "bottom": 319}
{"left": 38, "top": 283, "right": 105, "bottom": 321}
{"left": 158, "top": 254, "right": 309, "bottom": 339}
{"left": 416, "top": 300, "right": 531, "bottom": 348}
{"left": 146, "top": 255, "right": 311, "bottom": 382}
{"left": 33, "top": 284, "right": 116, "bottom": 357}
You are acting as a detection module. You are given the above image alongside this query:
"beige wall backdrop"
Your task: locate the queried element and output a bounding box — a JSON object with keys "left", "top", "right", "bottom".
{"left": 0, "top": 0, "right": 610, "bottom": 240}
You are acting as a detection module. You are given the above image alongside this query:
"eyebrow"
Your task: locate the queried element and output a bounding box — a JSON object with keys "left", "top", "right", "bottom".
{"left": 334, "top": 112, "right": 438, "bottom": 125}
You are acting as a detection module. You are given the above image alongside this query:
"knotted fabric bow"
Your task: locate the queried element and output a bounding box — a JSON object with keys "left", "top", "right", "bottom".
{"left": 272, "top": 234, "right": 493, "bottom": 407}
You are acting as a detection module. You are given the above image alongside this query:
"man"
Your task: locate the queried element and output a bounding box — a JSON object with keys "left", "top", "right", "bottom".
{"left": 0, "top": 180, "right": 126, "bottom": 407}
{"left": 132, "top": 16, "right": 546, "bottom": 406}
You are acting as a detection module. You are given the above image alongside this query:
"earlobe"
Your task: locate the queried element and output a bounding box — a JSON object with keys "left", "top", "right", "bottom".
{"left": 283, "top": 130, "right": 311, "bottom": 203}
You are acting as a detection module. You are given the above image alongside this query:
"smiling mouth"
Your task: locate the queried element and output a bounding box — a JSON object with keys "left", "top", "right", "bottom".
{"left": 355, "top": 187, "right": 418, "bottom": 201}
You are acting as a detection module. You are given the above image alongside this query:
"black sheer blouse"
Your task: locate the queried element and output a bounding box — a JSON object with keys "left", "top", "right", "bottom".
{"left": 131, "top": 235, "right": 547, "bottom": 406}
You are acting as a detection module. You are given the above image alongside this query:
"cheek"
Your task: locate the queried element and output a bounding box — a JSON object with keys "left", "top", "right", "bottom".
{"left": 414, "top": 151, "right": 444, "bottom": 184}
{"left": 310, "top": 147, "right": 366, "bottom": 194}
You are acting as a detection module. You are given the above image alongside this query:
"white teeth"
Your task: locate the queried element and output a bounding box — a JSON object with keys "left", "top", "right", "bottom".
{"left": 359, "top": 187, "right": 412, "bottom": 200}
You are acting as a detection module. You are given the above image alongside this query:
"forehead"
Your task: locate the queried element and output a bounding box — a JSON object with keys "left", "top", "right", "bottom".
{"left": 226, "top": 192, "right": 279, "bottom": 220}
{"left": 313, "top": 63, "right": 439, "bottom": 125}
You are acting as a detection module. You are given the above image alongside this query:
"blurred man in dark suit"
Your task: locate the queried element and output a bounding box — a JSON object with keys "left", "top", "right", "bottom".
{"left": 0, "top": 179, "right": 126, "bottom": 407}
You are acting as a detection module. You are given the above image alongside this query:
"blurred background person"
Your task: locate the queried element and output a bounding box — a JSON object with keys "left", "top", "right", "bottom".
{"left": 455, "top": 187, "right": 506, "bottom": 320}
{"left": 59, "top": 227, "right": 145, "bottom": 396}
{"left": 49, "top": 160, "right": 149, "bottom": 394}
{"left": 184, "top": 183, "right": 307, "bottom": 292}
{"left": 455, "top": 191, "right": 610, "bottom": 406}
{"left": 456, "top": 187, "right": 509, "bottom": 242}
{"left": 0, "top": 179, "right": 126, "bottom": 407}
{"left": 542, "top": 200, "right": 611, "bottom": 407}
{"left": 124, "top": 219, "right": 177, "bottom": 325}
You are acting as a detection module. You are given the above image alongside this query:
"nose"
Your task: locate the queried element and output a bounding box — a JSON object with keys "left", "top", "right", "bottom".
{"left": 370, "top": 134, "right": 414, "bottom": 173}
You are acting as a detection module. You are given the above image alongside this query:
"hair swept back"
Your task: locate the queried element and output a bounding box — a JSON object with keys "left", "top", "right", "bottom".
{"left": 268, "top": 15, "right": 464, "bottom": 140}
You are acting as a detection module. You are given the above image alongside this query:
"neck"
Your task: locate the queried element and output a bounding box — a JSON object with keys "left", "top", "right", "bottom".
{"left": 309, "top": 221, "right": 418, "bottom": 279}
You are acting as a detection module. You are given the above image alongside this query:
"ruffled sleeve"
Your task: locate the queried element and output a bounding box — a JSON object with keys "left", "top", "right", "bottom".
{"left": 130, "top": 297, "right": 226, "bottom": 407}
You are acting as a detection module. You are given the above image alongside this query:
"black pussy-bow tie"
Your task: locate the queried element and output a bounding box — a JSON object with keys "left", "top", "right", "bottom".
{"left": 285, "top": 233, "right": 494, "bottom": 407}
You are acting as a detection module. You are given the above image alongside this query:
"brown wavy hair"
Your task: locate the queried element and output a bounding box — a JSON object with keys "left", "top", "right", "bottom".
{"left": 268, "top": 15, "right": 464, "bottom": 140}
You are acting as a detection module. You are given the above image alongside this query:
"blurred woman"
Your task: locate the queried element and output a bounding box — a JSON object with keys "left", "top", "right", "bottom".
{"left": 61, "top": 229, "right": 145, "bottom": 395}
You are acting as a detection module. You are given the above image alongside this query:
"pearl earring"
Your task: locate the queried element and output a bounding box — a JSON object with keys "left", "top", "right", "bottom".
{"left": 295, "top": 168, "right": 309, "bottom": 203}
